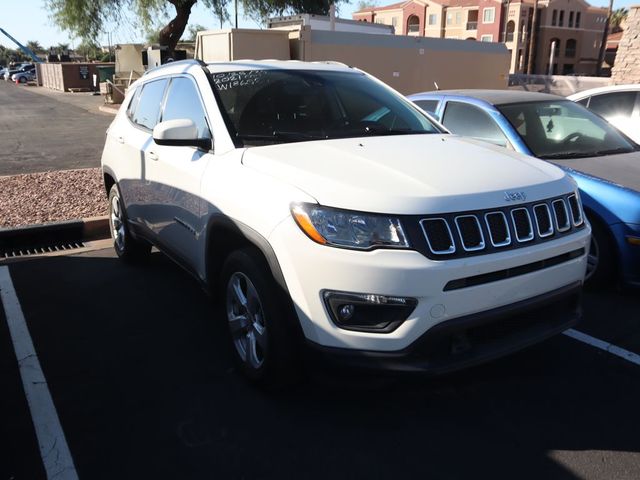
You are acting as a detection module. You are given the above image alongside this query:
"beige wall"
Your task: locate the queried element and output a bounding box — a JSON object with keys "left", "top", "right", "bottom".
{"left": 290, "top": 28, "right": 509, "bottom": 94}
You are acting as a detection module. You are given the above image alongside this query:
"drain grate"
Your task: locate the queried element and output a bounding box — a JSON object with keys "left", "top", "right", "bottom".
{"left": 1, "top": 241, "right": 86, "bottom": 258}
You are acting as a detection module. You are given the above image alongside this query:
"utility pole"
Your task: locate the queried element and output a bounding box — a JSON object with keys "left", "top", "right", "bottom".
{"left": 526, "top": 0, "right": 538, "bottom": 74}
{"left": 596, "top": 0, "right": 614, "bottom": 76}
{"left": 235, "top": 0, "right": 238, "bottom": 29}
{"left": 548, "top": 39, "right": 556, "bottom": 75}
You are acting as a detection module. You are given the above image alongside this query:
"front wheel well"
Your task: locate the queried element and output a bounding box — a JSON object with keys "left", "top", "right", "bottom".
{"left": 205, "top": 219, "right": 303, "bottom": 340}
{"left": 103, "top": 172, "right": 116, "bottom": 198}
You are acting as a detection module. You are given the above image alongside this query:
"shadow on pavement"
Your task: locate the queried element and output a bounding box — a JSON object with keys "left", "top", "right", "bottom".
{"left": 3, "top": 250, "right": 640, "bottom": 479}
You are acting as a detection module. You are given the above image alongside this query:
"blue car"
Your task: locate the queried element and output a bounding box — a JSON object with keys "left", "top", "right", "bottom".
{"left": 408, "top": 90, "right": 640, "bottom": 288}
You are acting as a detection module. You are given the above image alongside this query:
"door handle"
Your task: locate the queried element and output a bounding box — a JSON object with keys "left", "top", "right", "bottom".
{"left": 116, "top": 136, "right": 124, "bottom": 144}
{"left": 148, "top": 151, "right": 159, "bottom": 161}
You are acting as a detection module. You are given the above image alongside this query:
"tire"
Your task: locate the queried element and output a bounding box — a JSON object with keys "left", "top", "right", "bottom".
{"left": 585, "top": 214, "right": 616, "bottom": 289}
{"left": 18, "top": 76, "right": 27, "bottom": 84}
{"left": 108, "top": 184, "right": 151, "bottom": 262}
{"left": 221, "top": 247, "right": 301, "bottom": 387}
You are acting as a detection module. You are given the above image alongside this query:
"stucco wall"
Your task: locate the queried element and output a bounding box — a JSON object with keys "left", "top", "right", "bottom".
{"left": 611, "top": 6, "right": 640, "bottom": 84}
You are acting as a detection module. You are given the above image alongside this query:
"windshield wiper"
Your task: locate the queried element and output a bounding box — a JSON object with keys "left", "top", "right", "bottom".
{"left": 538, "top": 152, "right": 594, "bottom": 159}
{"left": 236, "top": 131, "right": 328, "bottom": 143}
{"left": 362, "top": 126, "right": 433, "bottom": 136}
{"left": 592, "top": 147, "right": 634, "bottom": 156}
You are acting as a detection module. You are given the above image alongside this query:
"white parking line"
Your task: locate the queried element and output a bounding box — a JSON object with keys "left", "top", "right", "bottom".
{"left": 0, "top": 266, "right": 79, "bottom": 480}
{"left": 564, "top": 328, "right": 640, "bottom": 366}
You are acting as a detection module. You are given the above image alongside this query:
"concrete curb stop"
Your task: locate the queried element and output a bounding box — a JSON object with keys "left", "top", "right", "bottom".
{"left": 0, "top": 216, "right": 110, "bottom": 259}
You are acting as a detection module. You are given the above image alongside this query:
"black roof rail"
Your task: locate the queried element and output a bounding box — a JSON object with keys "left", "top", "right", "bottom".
{"left": 143, "top": 58, "right": 208, "bottom": 76}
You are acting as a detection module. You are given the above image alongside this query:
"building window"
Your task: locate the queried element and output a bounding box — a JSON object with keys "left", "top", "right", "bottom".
{"left": 481, "top": 34, "right": 493, "bottom": 42}
{"left": 409, "top": 15, "right": 421, "bottom": 32}
{"left": 505, "top": 20, "right": 515, "bottom": 42}
{"left": 551, "top": 9, "right": 557, "bottom": 26}
{"left": 455, "top": 12, "right": 462, "bottom": 24}
{"left": 483, "top": 7, "right": 495, "bottom": 24}
{"left": 565, "top": 38, "right": 576, "bottom": 57}
{"left": 568, "top": 11, "right": 574, "bottom": 27}
{"left": 467, "top": 10, "right": 479, "bottom": 30}
{"left": 575, "top": 12, "right": 581, "bottom": 28}
{"left": 559, "top": 10, "right": 564, "bottom": 27}
{"left": 563, "top": 64, "right": 574, "bottom": 74}
{"left": 428, "top": 14, "right": 438, "bottom": 26}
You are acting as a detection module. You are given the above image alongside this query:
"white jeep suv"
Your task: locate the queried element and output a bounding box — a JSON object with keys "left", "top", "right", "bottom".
{"left": 101, "top": 60, "right": 590, "bottom": 384}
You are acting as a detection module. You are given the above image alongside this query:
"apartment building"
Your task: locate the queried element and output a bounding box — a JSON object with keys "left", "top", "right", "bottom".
{"left": 352, "top": 0, "right": 608, "bottom": 74}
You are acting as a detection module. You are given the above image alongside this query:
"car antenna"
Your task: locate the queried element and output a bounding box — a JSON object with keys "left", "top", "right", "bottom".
{"left": 434, "top": 81, "right": 440, "bottom": 91}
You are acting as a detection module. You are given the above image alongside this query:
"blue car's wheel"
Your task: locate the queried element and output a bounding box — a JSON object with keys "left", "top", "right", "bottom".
{"left": 585, "top": 215, "right": 615, "bottom": 289}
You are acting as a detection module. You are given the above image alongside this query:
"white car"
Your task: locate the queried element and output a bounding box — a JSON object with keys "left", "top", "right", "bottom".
{"left": 101, "top": 60, "right": 590, "bottom": 385}
{"left": 568, "top": 85, "right": 640, "bottom": 144}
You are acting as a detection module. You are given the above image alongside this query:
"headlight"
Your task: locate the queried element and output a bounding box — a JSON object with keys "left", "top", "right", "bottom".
{"left": 291, "top": 203, "right": 409, "bottom": 250}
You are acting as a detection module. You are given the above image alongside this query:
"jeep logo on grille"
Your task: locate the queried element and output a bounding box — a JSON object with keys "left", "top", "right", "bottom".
{"left": 504, "top": 191, "right": 527, "bottom": 202}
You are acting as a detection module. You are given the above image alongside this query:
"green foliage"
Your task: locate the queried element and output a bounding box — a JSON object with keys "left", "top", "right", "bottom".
{"left": 356, "top": 0, "right": 377, "bottom": 11}
{"left": 610, "top": 8, "right": 628, "bottom": 32}
{"left": 47, "top": 0, "right": 345, "bottom": 50}
{"left": 25, "top": 41, "right": 45, "bottom": 54}
{"left": 184, "top": 23, "right": 209, "bottom": 41}
{"left": 76, "top": 39, "right": 101, "bottom": 60}
{"left": 0, "top": 45, "right": 30, "bottom": 66}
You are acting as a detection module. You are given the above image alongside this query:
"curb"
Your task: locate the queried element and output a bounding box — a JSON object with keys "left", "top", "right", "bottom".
{"left": 0, "top": 216, "right": 110, "bottom": 258}
{"left": 98, "top": 104, "right": 119, "bottom": 115}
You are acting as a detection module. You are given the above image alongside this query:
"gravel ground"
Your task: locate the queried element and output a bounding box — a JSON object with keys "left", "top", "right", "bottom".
{"left": 0, "top": 168, "right": 107, "bottom": 228}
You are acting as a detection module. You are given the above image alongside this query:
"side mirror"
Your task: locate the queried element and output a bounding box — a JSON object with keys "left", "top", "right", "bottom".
{"left": 153, "top": 119, "right": 212, "bottom": 150}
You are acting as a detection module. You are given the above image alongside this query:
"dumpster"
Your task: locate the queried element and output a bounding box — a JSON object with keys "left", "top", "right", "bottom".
{"left": 96, "top": 65, "right": 115, "bottom": 83}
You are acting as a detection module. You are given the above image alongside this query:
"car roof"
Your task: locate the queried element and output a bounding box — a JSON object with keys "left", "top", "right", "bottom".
{"left": 410, "top": 89, "right": 564, "bottom": 106}
{"left": 138, "top": 59, "right": 360, "bottom": 85}
{"left": 567, "top": 84, "right": 640, "bottom": 100}
{"left": 205, "top": 60, "right": 357, "bottom": 74}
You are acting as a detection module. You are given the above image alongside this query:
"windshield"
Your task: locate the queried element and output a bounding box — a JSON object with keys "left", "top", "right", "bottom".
{"left": 211, "top": 69, "right": 441, "bottom": 145}
{"left": 498, "top": 100, "right": 638, "bottom": 159}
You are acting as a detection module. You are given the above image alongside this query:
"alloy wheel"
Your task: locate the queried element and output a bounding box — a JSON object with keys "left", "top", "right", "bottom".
{"left": 226, "top": 272, "right": 267, "bottom": 370}
{"left": 110, "top": 194, "right": 125, "bottom": 252}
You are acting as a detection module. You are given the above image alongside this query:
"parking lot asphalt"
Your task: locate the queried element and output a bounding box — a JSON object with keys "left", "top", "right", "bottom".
{"left": 0, "top": 81, "right": 112, "bottom": 176}
{"left": 1, "top": 247, "right": 639, "bottom": 479}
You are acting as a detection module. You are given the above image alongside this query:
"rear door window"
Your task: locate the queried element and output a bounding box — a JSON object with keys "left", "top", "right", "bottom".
{"left": 414, "top": 99, "right": 439, "bottom": 116}
{"left": 588, "top": 91, "right": 637, "bottom": 119}
{"left": 132, "top": 79, "right": 168, "bottom": 130}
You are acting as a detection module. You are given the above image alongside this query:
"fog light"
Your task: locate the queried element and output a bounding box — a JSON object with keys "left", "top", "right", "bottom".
{"left": 323, "top": 290, "right": 417, "bottom": 333}
{"left": 338, "top": 304, "right": 355, "bottom": 321}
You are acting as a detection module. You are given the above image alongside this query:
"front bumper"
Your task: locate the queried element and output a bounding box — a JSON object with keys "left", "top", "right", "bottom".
{"left": 306, "top": 282, "right": 581, "bottom": 374}
{"left": 269, "top": 216, "right": 590, "bottom": 352}
{"left": 611, "top": 222, "right": 640, "bottom": 287}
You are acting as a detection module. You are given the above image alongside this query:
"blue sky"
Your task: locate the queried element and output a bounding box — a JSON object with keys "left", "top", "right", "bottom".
{"left": 0, "top": 0, "right": 633, "bottom": 50}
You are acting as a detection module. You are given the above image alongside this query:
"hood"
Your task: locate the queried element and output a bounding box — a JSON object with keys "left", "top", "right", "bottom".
{"left": 548, "top": 151, "right": 640, "bottom": 193}
{"left": 242, "top": 135, "right": 572, "bottom": 214}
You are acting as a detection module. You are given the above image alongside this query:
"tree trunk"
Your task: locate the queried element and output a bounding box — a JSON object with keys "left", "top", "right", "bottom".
{"left": 158, "top": 0, "right": 197, "bottom": 57}
{"left": 596, "top": 0, "right": 614, "bottom": 76}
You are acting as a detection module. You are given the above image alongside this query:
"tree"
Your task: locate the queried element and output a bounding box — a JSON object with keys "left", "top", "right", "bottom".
{"left": 610, "top": 7, "right": 628, "bottom": 32}
{"left": 76, "top": 39, "right": 100, "bottom": 60}
{"left": 46, "top": 0, "right": 341, "bottom": 56}
{"left": 25, "top": 40, "right": 45, "bottom": 54}
{"left": 184, "top": 23, "right": 209, "bottom": 41}
{"left": 356, "top": 0, "right": 377, "bottom": 11}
